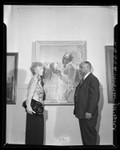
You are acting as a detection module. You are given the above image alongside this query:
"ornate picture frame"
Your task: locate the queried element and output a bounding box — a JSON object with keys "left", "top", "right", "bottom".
{"left": 32, "top": 41, "right": 87, "bottom": 105}
{"left": 7, "top": 53, "right": 18, "bottom": 104}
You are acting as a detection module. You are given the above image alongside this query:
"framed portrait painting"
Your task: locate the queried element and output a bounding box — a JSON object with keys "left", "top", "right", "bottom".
{"left": 32, "top": 41, "right": 87, "bottom": 105}
{"left": 105, "top": 46, "right": 114, "bottom": 103}
{"left": 7, "top": 53, "right": 18, "bottom": 104}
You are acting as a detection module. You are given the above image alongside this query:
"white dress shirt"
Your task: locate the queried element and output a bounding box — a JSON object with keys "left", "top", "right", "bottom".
{"left": 83, "top": 72, "right": 91, "bottom": 80}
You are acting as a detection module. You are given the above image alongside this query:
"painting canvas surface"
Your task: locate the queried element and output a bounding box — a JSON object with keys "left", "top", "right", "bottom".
{"left": 32, "top": 41, "right": 87, "bottom": 104}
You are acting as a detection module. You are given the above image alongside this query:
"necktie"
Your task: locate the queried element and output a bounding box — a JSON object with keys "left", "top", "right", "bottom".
{"left": 75, "top": 78, "right": 84, "bottom": 96}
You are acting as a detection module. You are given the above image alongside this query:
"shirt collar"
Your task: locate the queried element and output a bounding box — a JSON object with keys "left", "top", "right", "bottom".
{"left": 83, "top": 72, "right": 91, "bottom": 80}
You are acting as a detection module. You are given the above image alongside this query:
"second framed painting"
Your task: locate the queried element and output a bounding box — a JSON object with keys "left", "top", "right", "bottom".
{"left": 7, "top": 53, "right": 18, "bottom": 104}
{"left": 32, "top": 41, "right": 87, "bottom": 105}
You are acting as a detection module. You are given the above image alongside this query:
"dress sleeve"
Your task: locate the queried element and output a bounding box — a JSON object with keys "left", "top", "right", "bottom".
{"left": 26, "top": 76, "right": 38, "bottom": 106}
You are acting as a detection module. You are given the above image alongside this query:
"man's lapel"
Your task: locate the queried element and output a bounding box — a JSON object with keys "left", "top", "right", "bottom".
{"left": 81, "top": 73, "right": 92, "bottom": 86}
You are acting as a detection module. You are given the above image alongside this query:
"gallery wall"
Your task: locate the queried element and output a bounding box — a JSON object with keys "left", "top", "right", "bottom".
{"left": 4, "top": 5, "right": 117, "bottom": 145}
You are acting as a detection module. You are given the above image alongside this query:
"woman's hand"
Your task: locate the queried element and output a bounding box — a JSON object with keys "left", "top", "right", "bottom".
{"left": 26, "top": 106, "right": 36, "bottom": 115}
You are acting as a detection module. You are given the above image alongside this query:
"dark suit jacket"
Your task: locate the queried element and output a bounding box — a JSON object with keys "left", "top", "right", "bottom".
{"left": 74, "top": 73, "right": 100, "bottom": 119}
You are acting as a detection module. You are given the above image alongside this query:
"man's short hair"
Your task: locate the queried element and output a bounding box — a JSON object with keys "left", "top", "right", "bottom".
{"left": 84, "top": 61, "right": 92, "bottom": 69}
{"left": 80, "top": 61, "right": 92, "bottom": 70}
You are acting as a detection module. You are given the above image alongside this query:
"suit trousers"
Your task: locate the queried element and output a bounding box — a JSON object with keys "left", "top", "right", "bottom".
{"left": 25, "top": 113, "right": 44, "bottom": 145}
{"left": 78, "top": 118, "right": 98, "bottom": 145}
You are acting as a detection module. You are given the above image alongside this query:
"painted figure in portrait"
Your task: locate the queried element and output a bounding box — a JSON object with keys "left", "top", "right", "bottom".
{"left": 43, "top": 51, "right": 84, "bottom": 104}
{"left": 32, "top": 41, "right": 86, "bottom": 104}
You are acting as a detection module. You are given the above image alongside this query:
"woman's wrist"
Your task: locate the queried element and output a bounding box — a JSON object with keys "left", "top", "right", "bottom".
{"left": 26, "top": 101, "right": 31, "bottom": 108}
{"left": 26, "top": 105, "right": 31, "bottom": 110}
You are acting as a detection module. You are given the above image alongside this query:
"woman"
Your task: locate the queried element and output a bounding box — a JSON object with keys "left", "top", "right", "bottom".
{"left": 25, "top": 62, "right": 45, "bottom": 145}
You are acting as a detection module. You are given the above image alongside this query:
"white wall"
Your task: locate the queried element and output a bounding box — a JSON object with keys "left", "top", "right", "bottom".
{"left": 4, "top": 5, "right": 117, "bottom": 145}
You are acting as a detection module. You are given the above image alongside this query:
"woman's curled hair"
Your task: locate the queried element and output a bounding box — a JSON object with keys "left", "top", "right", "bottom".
{"left": 30, "top": 62, "right": 44, "bottom": 75}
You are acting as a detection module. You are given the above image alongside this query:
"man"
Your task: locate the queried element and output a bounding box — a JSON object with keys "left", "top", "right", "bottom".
{"left": 74, "top": 61, "right": 100, "bottom": 145}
